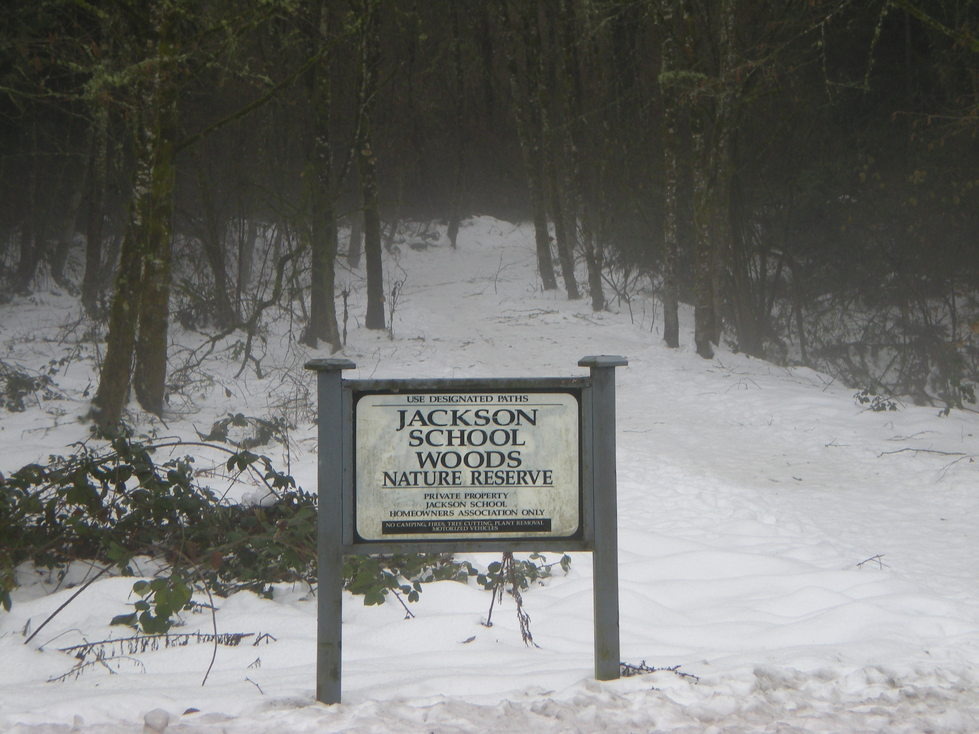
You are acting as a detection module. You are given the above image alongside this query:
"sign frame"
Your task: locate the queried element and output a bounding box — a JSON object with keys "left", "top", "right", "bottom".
{"left": 347, "top": 377, "right": 592, "bottom": 553}
{"left": 305, "top": 356, "right": 627, "bottom": 704}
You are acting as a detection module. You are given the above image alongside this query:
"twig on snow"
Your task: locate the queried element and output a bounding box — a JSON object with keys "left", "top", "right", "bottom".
{"left": 619, "top": 661, "right": 699, "bottom": 683}
{"left": 856, "top": 554, "right": 887, "bottom": 569}
{"left": 878, "top": 447, "right": 969, "bottom": 459}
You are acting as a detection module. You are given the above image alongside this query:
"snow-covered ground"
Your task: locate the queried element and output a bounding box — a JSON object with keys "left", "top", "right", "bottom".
{"left": 2, "top": 217, "right": 978, "bottom": 732}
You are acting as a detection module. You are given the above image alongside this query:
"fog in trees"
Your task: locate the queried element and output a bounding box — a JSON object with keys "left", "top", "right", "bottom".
{"left": 1, "top": 0, "right": 976, "bottom": 419}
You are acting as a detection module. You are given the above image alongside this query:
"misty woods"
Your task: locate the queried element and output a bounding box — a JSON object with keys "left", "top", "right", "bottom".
{"left": 2, "top": 0, "right": 977, "bottom": 420}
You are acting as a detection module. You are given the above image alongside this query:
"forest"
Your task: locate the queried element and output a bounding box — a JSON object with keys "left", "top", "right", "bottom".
{"left": 1, "top": 0, "right": 977, "bottom": 426}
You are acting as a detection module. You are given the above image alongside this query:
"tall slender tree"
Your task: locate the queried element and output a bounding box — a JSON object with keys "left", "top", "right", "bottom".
{"left": 541, "top": 2, "right": 580, "bottom": 300}
{"left": 499, "top": 0, "right": 558, "bottom": 292}
{"left": 564, "top": 0, "right": 606, "bottom": 311}
{"left": 302, "top": 0, "right": 342, "bottom": 349}
{"left": 659, "top": 0, "right": 683, "bottom": 349}
{"left": 93, "top": 0, "right": 181, "bottom": 427}
{"left": 357, "top": 0, "right": 385, "bottom": 330}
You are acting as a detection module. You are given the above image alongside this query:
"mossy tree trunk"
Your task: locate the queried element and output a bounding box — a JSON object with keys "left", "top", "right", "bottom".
{"left": 93, "top": 0, "right": 179, "bottom": 429}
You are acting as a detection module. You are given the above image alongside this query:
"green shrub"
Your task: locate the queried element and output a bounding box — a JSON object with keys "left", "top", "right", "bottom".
{"left": 1, "top": 434, "right": 559, "bottom": 634}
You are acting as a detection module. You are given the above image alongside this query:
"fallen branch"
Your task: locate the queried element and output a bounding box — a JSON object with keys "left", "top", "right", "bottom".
{"left": 856, "top": 554, "right": 887, "bottom": 569}
{"left": 58, "top": 631, "right": 259, "bottom": 660}
{"left": 878, "top": 448, "right": 969, "bottom": 459}
{"left": 620, "top": 660, "right": 699, "bottom": 683}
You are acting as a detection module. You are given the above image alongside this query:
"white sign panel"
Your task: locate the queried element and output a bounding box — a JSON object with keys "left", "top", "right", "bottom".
{"left": 354, "top": 391, "right": 580, "bottom": 541}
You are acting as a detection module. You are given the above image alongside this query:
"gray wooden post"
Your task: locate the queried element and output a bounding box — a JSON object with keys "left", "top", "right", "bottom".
{"left": 305, "top": 358, "right": 356, "bottom": 704}
{"left": 579, "top": 355, "right": 627, "bottom": 680}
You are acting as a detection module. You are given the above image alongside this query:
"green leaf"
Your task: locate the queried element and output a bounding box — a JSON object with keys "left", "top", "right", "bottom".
{"left": 110, "top": 612, "right": 138, "bottom": 627}
{"left": 364, "top": 589, "right": 385, "bottom": 606}
{"left": 139, "top": 610, "right": 172, "bottom": 634}
{"left": 106, "top": 541, "right": 132, "bottom": 568}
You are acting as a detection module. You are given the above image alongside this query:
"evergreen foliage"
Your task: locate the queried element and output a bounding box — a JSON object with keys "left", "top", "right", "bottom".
{"left": 0, "top": 0, "right": 976, "bottom": 405}
{"left": 0, "top": 434, "right": 552, "bottom": 631}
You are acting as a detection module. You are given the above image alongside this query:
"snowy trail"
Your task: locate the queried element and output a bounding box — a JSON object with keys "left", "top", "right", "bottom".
{"left": 2, "top": 217, "right": 979, "bottom": 732}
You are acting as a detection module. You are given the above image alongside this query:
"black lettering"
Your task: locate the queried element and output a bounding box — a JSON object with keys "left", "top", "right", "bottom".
{"left": 515, "top": 408, "right": 537, "bottom": 425}
{"left": 415, "top": 451, "right": 440, "bottom": 468}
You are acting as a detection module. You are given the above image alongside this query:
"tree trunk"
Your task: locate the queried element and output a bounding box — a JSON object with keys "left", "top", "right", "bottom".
{"left": 92, "top": 215, "right": 143, "bottom": 429}
{"left": 447, "top": 1, "right": 466, "bottom": 250}
{"left": 660, "top": 0, "right": 681, "bottom": 349}
{"left": 347, "top": 208, "right": 362, "bottom": 267}
{"left": 82, "top": 104, "right": 109, "bottom": 317}
{"left": 358, "top": 0, "right": 385, "bottom": 330}
{"left": 691, "top": 0, "right": 741, "bottom": 360}
{"left": 50, "top": 182, "right": 84, "bottom": 292}
{"left": 307, "top": 199, "right": 341, "bottom": 347}
{"left": 236, "top": 218, "right": 256, "bottom": 315}
{"left": 728, "top": 148, "right": 764, "bottom": 356}
{"left": 547, "top": 170, "right": 579, "bottom": 299}
{"left": 362, "top": 149, "right": 385, "bottom": 329}
{"left": 582, "top": 229, "right": 605, "bottom": 311}
{"left": 93, "top": 0, "right": 179, "bottom": 427}
{"left": 693, "top": 152, "right": 716, "bottom": 360}
{"left": 541, "top": 4, "right": 579, "bottom": 300}
{"left": 557, "top": 0, "right": 603, "bottom": 309}
{"left": 447, "top": 213, "right": 461, "bottom": 250}
{"left": 15, "top": 121, "right": 40, "bottom": 295}
{"left": 196, "top": 162, "right": 238, "bottom": 330}
{"left": 500, "top": 0, "right": 557, "bottom": 292}
{"left": 132, "top": 22, "right": 178, "bottom": 416}
{"left": 790, "top": 258, "right": 809, "bottom": 364}
{"left": 718, "top": 0, "right": 762, "bottom": 357}
{"left": 676, "top": 98, "right": 696, "bottom": 307}
{"left": 304, "top": 0, "right": 342, "bottom": 349}
{"left": 708, "top": 0, "right": 737, "bottom": 350}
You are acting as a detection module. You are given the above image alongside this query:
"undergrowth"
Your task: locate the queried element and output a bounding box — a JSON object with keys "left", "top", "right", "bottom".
{"left": 0, "top": 432, "right": 567, "bottom": 638}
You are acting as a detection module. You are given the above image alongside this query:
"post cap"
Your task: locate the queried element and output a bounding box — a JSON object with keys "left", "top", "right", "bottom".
{"left": 304, "top": 358, "right": 357, "bottom": 372}
{"left": 578, "top": 355, "right": 628, "bottom": 368}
